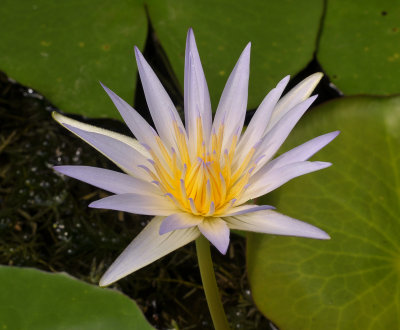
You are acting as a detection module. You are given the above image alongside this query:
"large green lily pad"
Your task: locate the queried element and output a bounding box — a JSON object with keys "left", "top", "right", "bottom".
{"left": 148, "top": 0, "right": 323, "bottom": 110}
{"left": 0, "top": 266, "right": 153, "bottom": 329}
{"left": 0, "top": 0, "right": 146, "bottom": 118}
{"left": 247, "top": 96, "right": 400, "bottom": 329}
{"left": 318, "top": 1, "right": 400, "bottom": 95}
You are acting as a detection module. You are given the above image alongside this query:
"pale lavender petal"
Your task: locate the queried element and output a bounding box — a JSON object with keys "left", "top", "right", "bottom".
{"left": 53, "top": 166, "right": 160, "bottom": 195}
{"left": 265, "top": 73, "right": 323, "bottom": 134}
{"left": 100, "top": 216, "right": 201, "bottom": 286}
{"left": 198, "top": 218, "right": 230, "bottom": 254}
{"left": 100, "top": 83, "right": 159, "bottom": 147}
{"left": 63, "top": 124, "right": 150, "bottom": 179}
{"left": 253, "top": 95, "right": 318, "bottom": 172}
{"left": 234, "top": 75, "right": 289, "bottom": 166}
{"left": 212, "top": 43, "right": 251, "bottom": 151}
{"left": 224, "top": 209, "right": 330, "bottom": 239}
{"left": 159, "top": 213, "right": 203, "bottom": 234}
{"left": 264, "top": 131, "right": 340, "bottom": 172}
{"left": 221, "top": 204, "right": 275, "bottom": 217}
{"left": 89, "top": 193, "right": 177, "bottom": 216}
{"left": 184, "top": 28, "right": 212, "bottom": 148}
{"left": 135, "top": 46, "right": 185, "bottom": 149}
{"left": 52, "top": 112, "right": 149, "bottom": 156}
{"left": 246, "top": 161, "right": 331, "bottom": 201}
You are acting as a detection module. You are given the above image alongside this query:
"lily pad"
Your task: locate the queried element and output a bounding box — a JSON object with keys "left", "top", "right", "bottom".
{"left": 247, "top": 96, "right": 400, "bottom": 329}
{"left": 318, "top": 1, "right": 400, "bottom": 95}
{"left": 148, "top": 0, "right": 323, "bottom": 110}
{"left": 0, "top": 0, "right": 146, "bottom": 118}
{"left": 0, "top": 266, "right": 153, "bottom": 330}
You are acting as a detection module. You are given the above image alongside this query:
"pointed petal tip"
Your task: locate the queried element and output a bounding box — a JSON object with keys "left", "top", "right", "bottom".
{"left": 100, "top": 82, "right": 114, "bottom": 96}
{"left": 52, "top": 165, "right": 66, "bottom": 174}
{"left": 304, "top": 72, "right": 323, "bottom": 89}
{"left": 243, "top": 42, "right": 251, "bottom": 55}
{"left": 318, "top": 161, "right": 332, "bottom": 168}
{"left": 312, "top": 72, "right": 324, "bottom": 80}
{"left": 306, "top": 94, "right": 318, "bottom": 105}
{"left": 236, "top": 42, "right": 251, "bottom": 60}
{"left": 209, "top": 233, "right": 230, "bottom": 254}
{"left": 214, "top": 235, "right": 230, "bottom": 254}
{"left": 185, "top": 28, "right": 196, "bottom": 54}
{"left": 186, "top": 28, "right": 197, "bottom": 54}
{"left": 273, "top": 75, "right": 291, "bottom": 92}
{"left": 52, "top": 111, "right": 62, "bottom": 123}
{"left": 88, "top": 200, "right": 101, "bottom": 208}
{"left": 281, "top": 75, "right": 290, "bottom": 84}
{"left": 322, "top": 130, "right": 340, "bottom": 144}
{"left": 314, "top": 229, "right": 331, "bottom": 240}
{"left": 218, "top": 244, "right": 229, "bottom": 255}
{"left": 134, "top": 46, "right": 142, "bottom": 59}
{"left": 99, "top": 272, "right": 118, "bottom": 287}
{"left": 99, "top": 278, "right": 111, "bottom": 287}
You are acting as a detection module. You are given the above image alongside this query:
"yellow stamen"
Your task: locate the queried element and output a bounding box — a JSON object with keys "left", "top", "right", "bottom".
{"left": 230, "top": 146, "right": 256, "bottom": 183}
{"left": 144, "top": 115, "right": 256, "bottom": 216}
{"left": 173, "top": 121, "right": 191, "bottom": 167}
{"left": 155, "top": 135, "right": 172, "bottom": 167}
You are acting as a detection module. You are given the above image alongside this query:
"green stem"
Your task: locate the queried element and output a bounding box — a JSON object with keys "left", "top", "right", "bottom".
{"left": 196, "top": 236, "right": 230, "bottom": 330}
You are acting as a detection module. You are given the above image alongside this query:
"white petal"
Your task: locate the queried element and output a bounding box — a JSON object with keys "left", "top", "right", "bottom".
{"left": 100, "top": 216, "right": 201, "bottom": 286}
{"left": 245, "top": 161, "right": 331, "bottom": 201}
{"left": 52, "top": 112, "right": 149, "bottom": 157}
{"left": 63, "top": 124, "right": 150, "bottom": 179}
{"left": 221, "top": 204, "right": 275, "bottom": 217}
{"left": 212, "top": 43, "right": 251, "bottom": 150}
{"left": 101, "top": 83, "right": 171, "bottom": 168}
{"left": 253, "top": 95, "right": 317, "bottom": 171}
{"left": 184, "top": 29, "right": 212, "bottom": 149}
{"left": 100, "top": 83, "right": 160, "bottom": 147}
{"left": 224, "top": 209, "right": 330, "bottom": 239}
{"left": 264, "top": 131, "right": 340, "bottom": 172}
{"left": 134, "top": 47, "right": 185, "bottom": 149}
{"left": 89, "top": 193, "right": 177, "bottom": 216}
{"left": 235, "top": 75, "right": 289, "bottom": 165}
{"left": 265, "top": 72, "right": 323, "bottom": 134}
{"left": 198, "top": 218, "right": 230, "bottom": 254}
{"left": 159, "top": 213, "right": 203, "bottom": 234}
{"left": 53, "top": 166, "right": 160, "bottom": 195}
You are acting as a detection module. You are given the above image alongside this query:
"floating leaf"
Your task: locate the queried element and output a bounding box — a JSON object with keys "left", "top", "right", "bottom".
{"left": 318, "top": 1, "right": 400, "bottom": 95}
{"left": 0, "top": 0, "right": 146, "bottom": 118}
{"left": 0, "top": 266, "right": 153, "bottom": 329}
{"left": 247, "top": 96, "right": 400, "bottom": 329}
{"left": 148, "top": 0, "right": 323, "bottom": 110}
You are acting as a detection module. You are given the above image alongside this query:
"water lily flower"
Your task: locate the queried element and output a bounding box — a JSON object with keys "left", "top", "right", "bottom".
{"left": 53, "top": 29, "right": 338, "bottom": 287}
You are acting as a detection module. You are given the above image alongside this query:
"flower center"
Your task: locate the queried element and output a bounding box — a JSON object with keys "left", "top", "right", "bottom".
{"left": 142, "top": 118, "right": 258, "bottom": 216}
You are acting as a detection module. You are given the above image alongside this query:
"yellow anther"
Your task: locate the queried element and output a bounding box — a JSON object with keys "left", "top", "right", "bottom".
{"left": 231, "top": 146, "right": 256, "bottom": 184}
{"left": 155, "top": 135, "right": 172, "bottom": 167}
{"left": 147, "top": 116, "right": 257, "bottom": 216}
{"left": 173, "top": 121, "right": 191, "bottom": 167}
